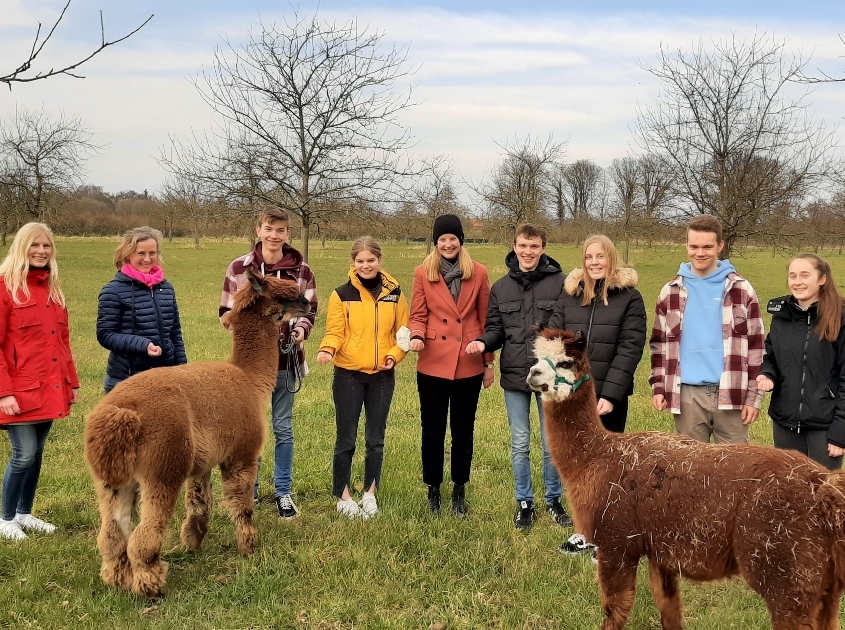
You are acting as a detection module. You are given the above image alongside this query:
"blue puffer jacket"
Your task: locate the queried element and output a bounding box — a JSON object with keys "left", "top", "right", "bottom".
{"left": 96, "top": 272, "right": 187, "bottom": 381}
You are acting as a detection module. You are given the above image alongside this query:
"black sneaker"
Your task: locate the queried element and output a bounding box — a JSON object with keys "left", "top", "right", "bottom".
{"left": 427, "top": 485, "right": 441, "bottom": 513}
{"left": 559, "top": 533, "right": 598, "bottom": 556}
{"left": 451, "top": 484, "right": 467, "bottom": 519}
{"left": 514, "top": 500, "right": 536, "bottom": 530}
{"left": 275, "top": 494, "right": 299, "bottom": 519}
{"left": 547, "top": 498, "right": 573, "bottom": 527}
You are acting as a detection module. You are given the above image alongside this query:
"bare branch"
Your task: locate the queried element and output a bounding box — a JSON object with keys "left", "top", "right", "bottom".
{"left": 1, "top": 0, "right": 153, "bottom": 89}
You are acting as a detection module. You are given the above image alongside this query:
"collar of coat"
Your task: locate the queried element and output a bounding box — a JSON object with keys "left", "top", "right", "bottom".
{"left": 564, "top": 267, "right": 639, "bottom": 296}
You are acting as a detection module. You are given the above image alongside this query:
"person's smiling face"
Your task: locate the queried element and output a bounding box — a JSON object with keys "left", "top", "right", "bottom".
{"left": 436, "top": 234, "right": 461, "bottom": 259}
{"left": 128, "top": 238, "right": 159, "bottom": 273}
{"left": 28, "top": 231, "right": 52, "bottom": 268}
{"left": 354, "top": 249, "right": 381, "bottom": 280}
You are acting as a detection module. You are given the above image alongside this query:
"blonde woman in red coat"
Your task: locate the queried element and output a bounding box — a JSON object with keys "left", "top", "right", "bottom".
{"left": 0, "top": 223, "right": 79, "bottom": 541}
{"left": 409, "top": 215, "right": 494, "bottom": 517}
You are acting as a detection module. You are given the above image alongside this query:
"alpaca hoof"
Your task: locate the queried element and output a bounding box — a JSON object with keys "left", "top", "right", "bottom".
{"left": 101, "top": 557, "right": 133, "bottom": 590}
{"left": 181, "top": 519, "right": 209, "bottom": 551}
{"left": 236, "top": 527, "right": 257, "bottom": 555}
{"left": 131, "top": 561, "right": 168, "bottom": 599}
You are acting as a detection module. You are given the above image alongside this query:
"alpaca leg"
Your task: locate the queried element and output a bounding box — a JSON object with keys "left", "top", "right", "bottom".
{"left": 647, "top": 562, "right": 682, "bottom": 630}
{"left": 811, "top": 589, "right": 840, "bottom": 630}
{"left": 597, "top": 551, "right": 639, "bottom": 630}
{"left": 220, "top": 459, "right": 258, "bottom": 555}
{"left": 181, "top": 472, "right": 213, "bottom": 550}
{"left": 94, "top": 481, "right": 136, "bottom": 591}
{"left": 126, "top": 480, "right": 180, "bottom": 599}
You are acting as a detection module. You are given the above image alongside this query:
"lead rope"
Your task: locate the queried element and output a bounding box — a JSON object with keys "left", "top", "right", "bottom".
{"left": 261, "top": 261, "right": 304, "bottom": 393}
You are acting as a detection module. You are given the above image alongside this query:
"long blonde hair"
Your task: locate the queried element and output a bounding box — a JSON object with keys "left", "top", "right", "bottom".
{"left": 580, "top": 235, "right": 620, "bottom": 307}
{"left": 0, "top": 222, "right": 66, "bottom": 307}
{"left": 422, "top": 246, "right": 475, "bottom": 282}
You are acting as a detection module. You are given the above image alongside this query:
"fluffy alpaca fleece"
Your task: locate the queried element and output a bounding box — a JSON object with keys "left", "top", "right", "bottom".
{"left": 84, "top": 272, "right": 310, "bottom": 599}
{"left": 528, "top": 328, "right": 845, "bottom": 630}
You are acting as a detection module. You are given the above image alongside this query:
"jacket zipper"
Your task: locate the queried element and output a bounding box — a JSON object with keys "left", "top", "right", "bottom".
{"left": 797, "top": 312, "right": 811, "bottom": 434}
{"left": 586, "top": 296, "right": 598, "bottom": 348}
{"left": 374, "top": 290, "right": 380, "bottom": 372}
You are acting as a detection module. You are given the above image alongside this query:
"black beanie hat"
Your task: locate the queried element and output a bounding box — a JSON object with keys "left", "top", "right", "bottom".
{"left": 432, "top": 214, "right": 464, "bottom": 245}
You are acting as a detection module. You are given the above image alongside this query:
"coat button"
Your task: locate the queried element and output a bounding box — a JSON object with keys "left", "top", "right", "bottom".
{"left": 51, "top": 330, "right": 55, "bottom": 334}
{"left": 457, "top": 337, "right": 461, "bottom": 342}
{"left": 457, "top": 319, "right": 461, "bottom": 323}
{"left": 442, "top": 318, "right": 447, "bottom": 323}
{"left": 441, "top": 336, "right": 446, "bottom": 340}
{"left": 52, "top": 358, "right": 57, "bottom": 362}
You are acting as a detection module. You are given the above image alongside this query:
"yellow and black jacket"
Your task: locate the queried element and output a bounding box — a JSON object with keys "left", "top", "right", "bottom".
{"left": 319, "top": 269, "right": 409, "bottom": 373}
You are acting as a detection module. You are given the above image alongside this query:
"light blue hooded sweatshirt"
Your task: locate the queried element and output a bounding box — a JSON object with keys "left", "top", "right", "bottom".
{"left": 678, "top": 260, "right": 736, "bottom": 385}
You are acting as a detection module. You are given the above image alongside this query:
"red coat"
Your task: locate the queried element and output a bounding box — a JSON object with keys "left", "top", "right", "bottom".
{"left": 409, "top": 261, "right": 494, "bottom": 380}
{"left": 0, "top": 270, "right": 79, "bottom": 425}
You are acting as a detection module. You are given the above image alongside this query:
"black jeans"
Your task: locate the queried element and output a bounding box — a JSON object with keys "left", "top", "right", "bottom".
{"left": 331, "top": 367, "right": 396, "bottom": 498}
{"left": 417, "top": 371, "right": 483, "bottom": 487}
{"left": 599, "top": 396, "right": 629, "bottom": 433}
{"left": 773, "top": 421, "right": 843, "bottom": 471}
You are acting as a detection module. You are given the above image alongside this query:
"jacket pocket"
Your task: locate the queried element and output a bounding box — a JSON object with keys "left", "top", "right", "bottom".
{"left": 11, "top": 378, "right": 41, "bottom": 414}
{"left": 732, "top": 305, "right": 749, "bottom": 335}
{"left": 535, "top": 300, "right": 557, "bottom": 327}
{"left": 12, "top": 302, "right": 41, "bottom": 329}
{"left": 425, "top": 328, "right": 437, "bottom": 340}
{"left": 500, "top": 300, "right": 523, "bottom": 329}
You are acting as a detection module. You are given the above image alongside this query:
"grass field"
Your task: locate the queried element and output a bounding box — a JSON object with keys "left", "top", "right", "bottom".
{"left": 0, "top": 236, "right": 841, "bottom": 629}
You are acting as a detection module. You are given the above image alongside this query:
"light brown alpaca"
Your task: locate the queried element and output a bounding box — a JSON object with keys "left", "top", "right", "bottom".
{"left": 528, "top": 328, "right": 845, "bottom": 630}
{"left": 84, "top": 272, "right": 309, "bottom": 599}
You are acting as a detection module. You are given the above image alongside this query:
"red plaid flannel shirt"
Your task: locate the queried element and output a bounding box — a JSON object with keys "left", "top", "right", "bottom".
{"left": 649, "top": 272, "right": 764, "bottom": 414}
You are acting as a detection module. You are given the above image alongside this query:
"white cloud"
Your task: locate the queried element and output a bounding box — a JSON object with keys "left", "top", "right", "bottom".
{"left": 0, "top": 4, "right": 843, "bottom": 194}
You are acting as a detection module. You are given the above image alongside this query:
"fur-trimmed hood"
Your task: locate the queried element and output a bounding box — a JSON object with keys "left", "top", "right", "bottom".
{"left": 564, "top": 267, "right": 639, "bottom": 296}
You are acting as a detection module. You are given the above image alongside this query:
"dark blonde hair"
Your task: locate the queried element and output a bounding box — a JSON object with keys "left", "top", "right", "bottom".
{"left": 351, "top": 236, "right": 382, "bottom": 260}
{"left": 422, "top": 245, "right": 474, "bottom": 282}
{"left": 580, "top": 235, "right": 620, "bottom": 306}
{"left": 257, "top": 206, "right": 289, "bottom": 226}
{"left": 114, "top": 226, "right": 164, "bottom": 270}
{"left": 0, "top": 222, "right": 65, "bottom": 307}
{"left": 791, "top": 254, "right": 844, "bottom": 342}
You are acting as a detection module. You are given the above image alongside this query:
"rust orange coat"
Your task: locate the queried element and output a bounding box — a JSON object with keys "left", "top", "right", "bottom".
{"left": 409, "top": 261, "right": 494, "bottom": 380}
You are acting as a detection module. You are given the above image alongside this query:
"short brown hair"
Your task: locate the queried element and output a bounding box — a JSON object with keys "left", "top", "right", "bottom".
{"left": 114, "top": 226, "right": 163, "bottom": 270}
{"left": 688, "top": 214, "right": 723, "bottom": 243}
{"left": 514, "top": 223, "right": 547, "bottom": 247}
{"left": 257, "top": 206, "right": 289, "bottom": 226}
{"left": 351, "top": 236, "right": 382, "bottom": 260}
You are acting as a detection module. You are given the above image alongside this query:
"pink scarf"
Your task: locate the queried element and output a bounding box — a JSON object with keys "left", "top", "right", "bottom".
{"left": 121, "top": 264, "right": 165, "bottom": 288}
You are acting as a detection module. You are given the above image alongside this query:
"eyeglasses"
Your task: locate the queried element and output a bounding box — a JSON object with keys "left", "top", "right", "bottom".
{"left": 133, "top": 250, "right": 159, "bottom": 259}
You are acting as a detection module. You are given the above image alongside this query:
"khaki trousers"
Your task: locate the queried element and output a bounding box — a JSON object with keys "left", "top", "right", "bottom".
{"left": 674, "top": 384, "right": 748, "bottom": 444}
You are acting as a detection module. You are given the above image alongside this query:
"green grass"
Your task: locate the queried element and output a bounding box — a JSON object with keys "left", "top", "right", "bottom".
{"left": 0, "top": 237, "right": 838, "bottom": 629}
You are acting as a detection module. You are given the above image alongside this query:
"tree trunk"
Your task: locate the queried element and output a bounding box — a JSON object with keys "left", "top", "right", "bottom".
{"left": 301, "top": 217, "right": 311, "bottom": 262}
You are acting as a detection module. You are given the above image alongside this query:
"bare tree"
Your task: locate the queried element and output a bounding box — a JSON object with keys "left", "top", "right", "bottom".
{"left": 553, "top": 159, "right": 604, "bottom": 221}
{"left": 192, "top": 12, "right": 417, "bottom": 260}
{"left": 475, "top": 134, "right": 565, "bottom": 233}
{"left": 796, "top": 34, "right": 845, "bottom": 84}
{"left": 635, "top": 34, "right": 837, "bottom": 258}
{"left": 0, "top": 107, "right": 102, "bottom": 222}
{"left": 413, "top": 156, "right": 465, "bottom": 252}
{"left": 2, "top": 0, "right": 152, "bottom": 89}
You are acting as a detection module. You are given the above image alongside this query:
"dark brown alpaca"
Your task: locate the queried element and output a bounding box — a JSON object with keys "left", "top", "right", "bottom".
{"left": 84, "top": 272, "right": 309, "bottom": 599}
{"left": 528, "top": 328, "right": 845, "bottom": 630}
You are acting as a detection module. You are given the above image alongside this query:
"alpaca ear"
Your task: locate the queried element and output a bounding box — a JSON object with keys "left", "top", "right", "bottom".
{"left": 245, "top": 269, "right": 267, "bottom": 296}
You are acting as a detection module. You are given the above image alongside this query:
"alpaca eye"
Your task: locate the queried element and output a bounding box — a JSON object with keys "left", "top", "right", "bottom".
{"left": 558, "top": 361, "right": 573, "bottom": 369}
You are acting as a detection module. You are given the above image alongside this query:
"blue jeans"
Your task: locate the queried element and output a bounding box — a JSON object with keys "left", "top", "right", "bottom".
{"left": 255, "top": 370, "right": 296, "bottom": 498}
{"left": 103, "top": 373, "right": 123, "bottom": 393}
{"left": 2, "top": 421, "right": 53, "bottom": 520}
{"left": 503, "top": 390, "right": 562, "bottom": 503}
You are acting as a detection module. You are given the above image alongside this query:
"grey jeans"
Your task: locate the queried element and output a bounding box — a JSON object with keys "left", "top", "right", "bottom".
{"left": 331, "top": 367, "right": 395, "bottom": 497}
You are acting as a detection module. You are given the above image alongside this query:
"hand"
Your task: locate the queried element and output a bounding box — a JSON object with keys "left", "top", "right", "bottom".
{"left": 147, "top": 343, "right": 162, "bottom": 357}
{"left": 316, "top": 350, "right": 333, "bottom": 365}
{"left": 829, "top": 443, "right": 844, "bottom": 458}
{"left": 0, "top": 395, "right": 20, "bottom": 416}
{"left": 290, "top": 327, "right": 304, "bottom": 343}
{"left": 377, "top": 357, "right": 396, "bottom": 371}
{"left": 409, "top": 339, "right": 425, "bottom": 352}
{"left": 597, "top": 398, "right": 614, "bottom": 416}
{"left": 71, "top": 388, "right": 79, "bottom": 404}
{"left": 483, "top": 365, "right": 494, "bottom": 389}
{"left": 465, "top": 340, "right": 485, "bottom": 355}
{"left": 652, "top": 394, "right": 667, "bottom": 411}
{"left": 755, "top": 375, "right": 774, "bottom": 392}
{"left": 741, "top": 405, "right": 760, "bottom": 425}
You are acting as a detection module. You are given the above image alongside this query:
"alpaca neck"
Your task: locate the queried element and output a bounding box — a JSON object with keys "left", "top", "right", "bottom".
{"left": 228, "top": 314, "right": 281, "bottom": 395}
{"left": 544, "top": 381, "right": 608, "bottom": 477}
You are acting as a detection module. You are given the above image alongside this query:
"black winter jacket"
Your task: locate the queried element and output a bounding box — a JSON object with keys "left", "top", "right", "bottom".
{"left": 477, "top": 252, "right": 564, "bottom": 392}
{"left": 547, "top": 268, "right": 646, "bottom": 403}
{"left": 759, "top": 296, "right": 845, "bottom": 446}
{"left": 96, "top": 272, "right": 187, "bottom": 381}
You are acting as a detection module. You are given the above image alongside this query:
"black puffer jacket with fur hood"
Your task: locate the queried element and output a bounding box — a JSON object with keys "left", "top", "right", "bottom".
{"left": 547, "top": 268, "right": 647, "bottom": 403}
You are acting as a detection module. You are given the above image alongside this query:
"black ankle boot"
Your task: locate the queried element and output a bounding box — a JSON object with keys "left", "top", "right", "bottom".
{"left": 451, "top": 484, "right": 467, "bottom": 519}
{"left": 427, "top": 485, "right": 441, "bottom": 513}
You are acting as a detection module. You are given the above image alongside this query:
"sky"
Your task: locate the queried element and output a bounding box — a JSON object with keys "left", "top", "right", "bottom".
{"left": 1, "top": 0, "right": 844, "bottom": 197}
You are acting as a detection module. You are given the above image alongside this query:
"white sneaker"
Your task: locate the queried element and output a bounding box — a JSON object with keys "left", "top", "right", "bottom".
{"left": 0, "top": 518, "right": 27, "bottom": 541}
{"left": 337, "top": 498, "right": 362, "bottom": 518}
{"left": 359, "top": 493, "right": 378, "bottom": 520}
{"left": 15, "top": 513, "right": 56, "bottom": 534}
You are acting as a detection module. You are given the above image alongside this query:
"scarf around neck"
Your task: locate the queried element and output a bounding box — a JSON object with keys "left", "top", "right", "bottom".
{"left": 439, "top": 256, "right": 462, "bottom": 303}
{"left": 121, "top": 264, "right": 165, "bottom": 288}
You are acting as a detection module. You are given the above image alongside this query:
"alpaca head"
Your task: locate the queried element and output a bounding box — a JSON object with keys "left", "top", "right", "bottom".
{"left": 527, "top": 328, "right": 591, "bottom": 402}
{"left": 228, "top": 270, "right": 310, "bottom": 324}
